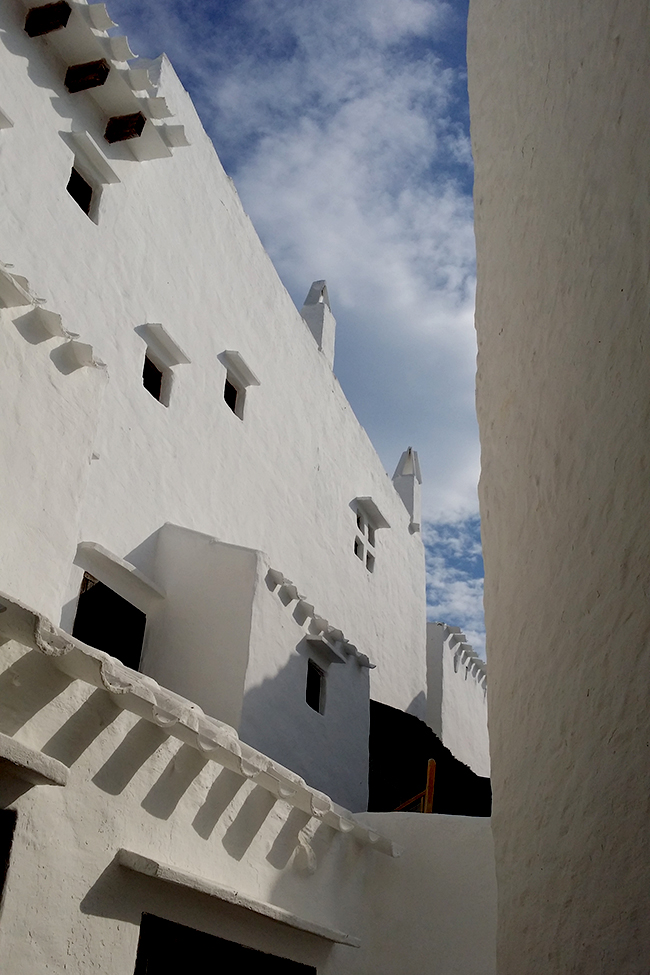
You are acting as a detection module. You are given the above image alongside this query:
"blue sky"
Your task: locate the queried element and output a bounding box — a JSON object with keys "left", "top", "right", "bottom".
{"left": 106, "top": 0, "right": 485, "bottom": 653}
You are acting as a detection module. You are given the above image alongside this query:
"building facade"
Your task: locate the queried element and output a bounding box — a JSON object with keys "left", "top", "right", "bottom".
{"left": 0, "top": 1, "right": 495, "bottom": 972}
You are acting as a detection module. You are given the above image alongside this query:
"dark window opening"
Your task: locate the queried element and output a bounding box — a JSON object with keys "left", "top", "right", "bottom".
{"left": 65, "top": 58, "right": 110, "bottom": 93}
{"left": 366, "top": 552, "right": 375, "bottom": 573}
{"left": 25, "top": 1, "right": 71, "bottom": 37}
{"left": 72, "top": 572, "right": 146, "bottom": 670}
{"left": 356, "top": 512, "right": 363, "bottom": 531}
{"left": 367, "top": 525, "right": 375, "bottom": 547}
{"left": 354, "top": 536, "right": 364, "bottom": 560}
{"left": 0, "top": 810, "right": 17, "bottom": 907}
{"left": 224, "top": 376, "right": 241, "bottom": 415}
{"left": 105, "top": 112, "right": 146, "bottom": 144}
{"left": 134, "top": 914, "right": 316, "bottom": 975}
{"left": 67, "top": 167, "right": 93, "bottom": 216}
{"left": 143, "top": 354, "right": 164, "bottom": 402}
{"left": 306, "top": 659, "right": 325, "bottom": 714}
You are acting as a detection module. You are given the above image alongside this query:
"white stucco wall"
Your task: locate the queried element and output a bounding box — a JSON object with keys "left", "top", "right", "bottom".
{"left": 327, "top": 812, "right": 497, "bottom": 975}
{"left": 0, "top": 301, "right": 107, "bottom": 622}
{"left": 0, "top": 0, "right": 427, "bottom": 732}
{"left": 427, "top": 622, "right": 490, "bottom": 777}
{"left": 0, "top": 609, "right": 496, "bottom": 975}
{"left": 0, "top": 634, "right": 370, "bottom": 974}
{"left": 469, "top": 0, "right": 650, "bottom": 969}
{"left": 143, "top": 526, "right": 259, "bottom": 730}
{"left": 241, "top": 559, "right": 371, "bottom": 812}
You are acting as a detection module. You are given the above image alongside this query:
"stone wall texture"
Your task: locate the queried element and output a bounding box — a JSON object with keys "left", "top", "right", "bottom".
{"left": 468, "top": 1, "right": 650, "bottom": 971}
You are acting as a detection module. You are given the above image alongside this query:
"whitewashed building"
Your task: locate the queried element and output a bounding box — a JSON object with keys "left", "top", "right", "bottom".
{"left": 0, "top": 1, "right": 495, "bottom": 972}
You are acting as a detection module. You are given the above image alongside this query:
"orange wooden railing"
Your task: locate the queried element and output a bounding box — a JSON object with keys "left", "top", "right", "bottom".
{"left": 393, "top": 758, "right": 436, "bottom": 813}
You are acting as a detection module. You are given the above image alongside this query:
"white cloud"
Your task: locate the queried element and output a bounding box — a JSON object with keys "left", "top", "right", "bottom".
{"left": 108, "top": 0, "right": 478, "bottom": 509}
{"left": 108, "top": 3, "right": 483, "bottom": 641}
{"left": 424, "top": 518, "right": 485, "bottom": 656}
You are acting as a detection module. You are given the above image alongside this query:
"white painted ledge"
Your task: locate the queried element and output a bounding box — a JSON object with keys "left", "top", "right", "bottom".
{"left": 218, "top": 350, "right": 260, "bottom": 387}
{"left": 118, "top": 850, "right": 360, "bottom": 947}
{"left": 354, "top": 497, "right": 390, "bottom": 530}
{"left": 69, "top": 130, "right": 121, "bottom": 185}
{"left": 0, "top": 265, "right": 36, "bottom": 308}
{"left": 75, "top": 541, "right": 165, "bottom": 611}
{"left": 0, "top": 731, "right": 68, "bottom": 786}
{"left": 136, "top": 323, "right": 191, "bottom": 367}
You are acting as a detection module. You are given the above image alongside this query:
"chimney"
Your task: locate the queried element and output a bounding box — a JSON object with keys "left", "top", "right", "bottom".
{"left": 300, "top": 280, "right": 336, "bottom": 368}
{"left": 392, "top": 447, "right": 422, "bottom": 533}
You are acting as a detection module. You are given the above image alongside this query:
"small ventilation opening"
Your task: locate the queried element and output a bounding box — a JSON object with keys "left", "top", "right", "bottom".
{"left": 366, "top": 552, "right": 375, "bottom": 573}
{"left": 143, "top": 353, "right": 164, "bottom": 402}
{"left": 67, "top": 167, "right": 93, "bottom": 216}
{"left": 72, "top": 572, "right": 146, "bottom": 670}
{"left": 354, "top": 537, "right": 364, "bottom": 560}
{"left": 306, "top": 659, "right": 325, "bottom": 713}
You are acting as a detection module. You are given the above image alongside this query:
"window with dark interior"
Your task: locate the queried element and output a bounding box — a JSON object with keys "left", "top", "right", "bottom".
{"left": 306, "top": 658, "right": 325, "bottom": 714}
{"left": 72, "top": 572, "right": 146, "bottom": 670}
{"left": 224, "top": 373, "right": 244, "bottom": 417}
{"left": 142, "top": 351, "right": 171, "bottom": 405}
{"left": 0, "top": 810, "right": 17, "bottom": 907}
{"left": 134, "top": 914, "right": 316, "bottom": 975}
{"left": 353, "top": 506, "right": 376, "bottom": 573}
{"left": 67, "top": 166, "right": 93, "bottom": 216}
{"left": 142, "top": 353, "right": 163, "bottom": 400}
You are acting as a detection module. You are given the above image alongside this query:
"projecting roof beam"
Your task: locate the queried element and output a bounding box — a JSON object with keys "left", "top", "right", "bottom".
{"left": 24, "top": 1, "right": 71, "bottom": 37}
{"left": 64, "top": 58, "right": 110, "bottom": 94}
{"left": 104, "top": 111, "right": 146, "bottom": 144}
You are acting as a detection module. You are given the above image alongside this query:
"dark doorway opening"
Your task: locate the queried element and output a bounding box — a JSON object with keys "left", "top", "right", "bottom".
{"left": 72, "top": 572, "right": 146, "bottom": 670}
{"left": 0, "top": 810, "right": 17, "bottom": 905}
{"left": 133, "top": 914, "right": 316, "bottom": 974}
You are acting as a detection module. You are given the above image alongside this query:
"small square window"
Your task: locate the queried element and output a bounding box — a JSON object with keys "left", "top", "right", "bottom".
{"left": 353, "top": 498, "right": 387, "bottom": 573}
{"left": 67, "top": 166, "right": 94, "bottom": 216}
{"left": 306, "top": 659, "right": 325, "bottom": 713}
{"left": 224, "top": 374, "right": 244, "bottom": 418}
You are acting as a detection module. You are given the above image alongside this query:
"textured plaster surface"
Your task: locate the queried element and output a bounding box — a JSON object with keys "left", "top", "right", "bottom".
{"left": 427, "top": 622, "right": 490, "bottom": 776}
{"left": 0, "top": 0, "right": 426, "bottom": 726}
{"left": 469, "top": 0, "right": 650, "bottom": 969}
{"left": 327, "top": 812, "right": 497, "bottom": 975}
{"left": 0, "top": 639, "right": 368, "bottom": 974}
